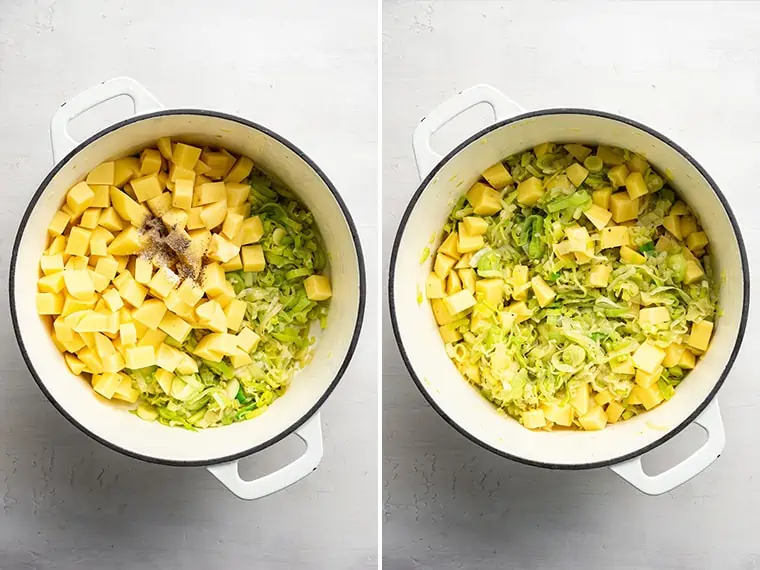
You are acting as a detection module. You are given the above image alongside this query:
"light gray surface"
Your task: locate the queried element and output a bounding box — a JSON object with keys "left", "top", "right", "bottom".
{"left": 383, "top": 2, "right": 760, "bottom": 569}
{"left": 0, "top": 1, "right": 378, "bottom": 569}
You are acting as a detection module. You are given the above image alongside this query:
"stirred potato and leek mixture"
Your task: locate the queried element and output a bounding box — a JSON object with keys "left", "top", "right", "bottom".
{"left": 36, "top": 140, "right": 332, "bottom": 429}
{"left": 427, "top": 143, "right": 717, "bottom": 431}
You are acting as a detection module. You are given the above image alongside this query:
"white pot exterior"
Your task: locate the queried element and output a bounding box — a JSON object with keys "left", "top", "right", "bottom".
{"left": 12, "top": 109, "right": 365, "bottom": 467}
{"left": 391, "top": 98, "right": 749, "bottom": 477}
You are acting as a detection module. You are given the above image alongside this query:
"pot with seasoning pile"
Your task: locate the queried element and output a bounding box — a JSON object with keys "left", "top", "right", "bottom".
{"left": 390, "top": 84, "right": 748, "bottom": 495}
{"left": 11, "top": 77, "right": 365, "bottom": 500}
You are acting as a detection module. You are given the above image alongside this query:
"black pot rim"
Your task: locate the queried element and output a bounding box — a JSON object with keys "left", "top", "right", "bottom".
{"left": 10, "top": 108, "right": 367, "bottom": 467}
{"left": 389, "top": 107, "right": 750, "bottom": 470}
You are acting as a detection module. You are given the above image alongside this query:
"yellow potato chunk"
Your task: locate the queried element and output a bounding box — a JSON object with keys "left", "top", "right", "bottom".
{"left": 620, "top": 246, "right": 645, "bottom": 265}
{"left": 609, "top": 192, "right": 639, "bottom": 223}
{"left": 195, "top": 300, "right": 227, "bottom": 333}
{"left": 599, "top": 226, "right": 630, "bottom": 250}
{"left": 583, "top": 204, "right": 612, "bottom": 230}
{"left": 63, "top": 269, "right": 95, "bottom": 300}
{"left": 98, "top": 207, "right": 125, "bottom": 232}
{"left": 148, "top": 267, "right": 180, "bottom": 299}
{"left": 177, "top": 279, "right": 204, "bottom": 307}
{"left": 688, "top": 320, "right": 713, "bottom": 352}
{"left": 304, "top": 275, "right": 332, "bottom": 301}
{"left": 684, "top": 260, "right": 705, "bottom": 285}
{"left": 610, "top": 355, "right": 635, "bottom": 375}
{"left": 522, "top": 409, "right": 546, "bottom": 429}
{"left": 530, "top": 276, "right": 555, "bottom": 307}
{"left": 236, "top": 327, "right": 261, "bottom": 353}
{"left": 592, "top": 187, "right": 613, "bottom": 210}
{"left": 605, "top": 401, "right": 625, "bottom": 423}
{"left": 566, "top": 163, "right": 589, "bottom": 187}
{"left": 86, "top": 161, "right": 116, "bottom": 186}
{"left": 133, "top": 299, "right": 168, "bottom": 330}
{"left": 113, "top": 157, "right": 140, "bottom": 187}
{"left": 443, "top": 289, "right": 476, "bottom": 315}
{"left": 241, "top": 245, "right": 266, "bottom": 272}
{"left": 516, "top": 177, "right": 544, "bottom": 207}
{"left": 508, "top": 301, "right": 532, "bottom": 322}
{"left": 225, "top": 156, "right": 254, "bottom": 183}
{"left": 475, "top": 278, "right": 503, "bottom": 306}
{"left": 207, "top": 233, "right": 240, "bottom": 263}
{"left": 635, "top": 365, "right": 663, "bottom": 388}
{"left": 46, "top": 235, "right": 66, "bottom": 255}
{"left": 125, "top": 345, "right": 156, "bottom": 369}
{"left": 172, "top": 179, "right": 194, "bottom": 210}
{"left": 225, "top": 183, "right": 250, "bottom": 207}
{"left": 94, "top": 256, "right": 119, "bottom": 282}
{"left": 632, "top": 384, "right": 664, "bottom": 410}
{"left": 201, "top": 263, "right": 227, "bottom": 297}
{"left": 89, "top": 226, "right": 114, "bottom": 256}
{"left": 108, "top": 226, "right": 142, "bottom": 256}
{"left": 196, "top": 182, "right": 227, "bottom": 206}
{"left": 221, "top": 213, "right": 244, "bottom": 240}
{"left": 139, "top": 148, "right": 162, "bottom": 175}
{"left": 661, "top": 345, "right": 684, "bottom": 370}
{"left": 467, "top": 181, "right": 503, "bottom": 214}
{"left": 462, "top": 216, "right": 488, "bottom": 236}
{"left": 438, "top": 324, "right": 462, "bottom": 344}
{"left": 579, "top": 406, "right": 608, "bottom": 431}
{"left": 118, "top": 279, "right": 148, "bottom": 308}
{"left": 109, "top": 187, "right": 149, "bottom": 227}
{"left": 625, "top": 171, "right": 648, "bottom": 200}
{"left": 663, "top": 214, "right": 682, "bottom": 239}
{"left": 607, "top": 164, "right": 629, "bottom": 188}
{"left": 90, "top": 185, "right": 111, "bottom": 208}
{"left": 564, "top": 144, "right": 592, "bottom": 161}
{"left": 425, "top": 274, "right": 445, "bottom": 299}
{"left": 172, "top": 143, "right": 202, "bottom": 170}
{"left": 92, "top": 373, "right": 122, "bottom": 399}
{"left": 543, "top": 403, "right": 573, "bottom": 426}
{"left": 588, "top": 264, "right": 611, "bottom": 288}
{"left": 36, "top": 292, "right": 64, "bottom": 315}
{"left": 67, "top": 182, "right": 95, "bottom": 218}
{"left": 200, "top": 200, "right": 227, "bottom": 229}
{"left": 570, "top": 382, "right": 590, "bottom": 416}
{"left": 594, "top": 390, "right": 613, "bottom": 406}
{"left": 240, "top": 216, "right": 264, "bottom": 244}
{"left": 131, "top": 174, "right": 163, "bottom": 203}
{"left": 430, "top": 299, "right": 455, "bottom": 325}
{"left": 457, "top": 229, "right": 484, "bottom": 254}
{"left": 158, "top": 313, "right": 192, "bottom": 343}
{"left": 680, "top": 216, "right": 698, "bottom": 239}
{"left": 481, "top": 162, "right": 513, "bottom": 189}
{"left": 224, "top": 299, "right": 247, "bottom": 331}
{"left": 438, "top": 232, "right": 459, "bottom": 259}
{"left": 65, "top": 227, "right": 91, "bottom": 256}
{"left": 686, "top": 231, "right": 708, "bottom": 252}
{"left": 48, "top": 210, "right": 71, "bottom": 236}
{"left": 146, "top": 192, "right": 173, "bottom": 217}
{"left": 632, "top": 341, "right": 666, "bottom": 374}
{"left": 38, "top": 272, "right": 65, "bottom": 294}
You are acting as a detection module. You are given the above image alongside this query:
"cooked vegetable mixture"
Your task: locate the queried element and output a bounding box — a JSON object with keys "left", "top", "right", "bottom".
{"left": 36, "top": 139, "right": 331, "bottom": 428}
{"left": 427, "top": 143, "right": 717, "bottom": 431}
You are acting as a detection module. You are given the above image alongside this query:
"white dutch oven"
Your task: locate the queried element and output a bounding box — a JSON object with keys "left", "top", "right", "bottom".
{"left": 390, "top": 84, "right": 749, "bottom": 495}
{"left": 11, "top": 77, "right": 366, "bottom": 500}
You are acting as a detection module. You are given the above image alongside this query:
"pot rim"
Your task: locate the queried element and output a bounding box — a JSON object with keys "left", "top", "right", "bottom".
{"left": 389, "top": 107, "right": 750, "bottom": 470}
{"left": 10, "top": 108, "right": 367, "bottom": 467}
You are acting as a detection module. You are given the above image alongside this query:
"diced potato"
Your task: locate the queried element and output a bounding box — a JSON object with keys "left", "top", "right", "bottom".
{"left": 304, "top": 275, "right": 332, "bottom": 301}
{"left": 688, "top": 320, "right": 713, "bottom": 352}
{"left": 570, "top": 382, "right": 590, "bottom": 416}
{"left": 679, "top": 349, "right": 696, "bottom": 369}
{"left": 458, "top": 268, "right": 476, "bottom": 293}
{"left": 516, "top": 177, "right": 544, "bottom": 207}
{"left": 38, "top": 272, "right": 66, "bottom": 294}
{"left": 481, "top": 162, "right": 513, "bottom": 189}
{"left": 108, "top": 226, "right": 142, "bottom": 256}
{"left": 607, "top": 164, "right": 629, "bottom": 188}
{"left": 221, "top": 213, "right": 244, "bottom": 241}
{"left": 684, "top": 260, "right": 705, "bottom": 285}
{"left": 223, "top": 299, "right": 247, "bottom": 331}
{"left": 90, "top": 185, "right": 111, "bottom": 208}
{"left": 434, "top": 254, "right": 455, "bottom": 285}
{"left": 657, "top": 345, "right": 683, "bottom": 371}
{"left": 98, "top": 207, "right": 125, "bottom": 232}
{"left": 596, "top": 146, "right": 624, "bottom": 166}
{"left": 594, "top": 390, "right": 613, "bottom": 406}
{"left": 146, "top": 192, "right": 173, "bottom": 217}
{"left": 457, "top": 229, "right": 484, "bottom": 254}
{"left": 566, "top": 163, "right": 589, "bottom": 187}
{"left": 177, "top": 278, "right": 205, "bottom": 306}
{"left": 130, "top": 173, "right": 163, "bottom": 203}
{"left": 65, "top": 227, "right": 91, "bottom": 256}
{"left": 632, "top": 341, "right": 666, "bottom": 373}
{"left": 620, "top": 246, "right": 645, "bottom": 265}
{"left": 200, "top": 200, "right": 227, "bottom": 229}
{"left": 225, "top": 156, "right": 254, "bottom": 183}
{"left": 48, "top": 210, "right": 71, "bottom": 236}
{"left": 599, "top": 226, "right": 630, "bottom": 250}
{"left": 430, "top": 298, "right": 455, "bottom": 325}
{"left": 604, "top": 401, "right": 624, "bottom": 423}
{"left": 36, "top": 292, "right": 64, "bottom": 315}
{"left": 579, "top": 406, "right": 607, "bottom": 431}
{"left": 240, "top": 216, "right": 264, "bottom": 245}
{"left": 63, "top": 269, "right": 95, "bottom": 300}
{"left": 195, "top": 300, "right": 227, "bottom": 333}
{"left": 467, "top": 181, "right": 503, "bottom": 214}
{"left": 592, "top": 187, "right": 613, "bottom": 210}
{"left": 564, "top": 144, "right": 592, "bottom": 161}
{"left": 67, "top": 182, "right": 95, "bottom": 218}
{"left": 609, "top": 192, "right": 639, "bottom": 223}
{"left": 219, "top": 254, "right": 243, "bottom": 273}
{"left": 686, "top": 231, "right": 708, "bottom": 252}
{"left": 583, "top": 204, "right": 612, "bottom": 230}
{"left": 148, "top": 266, "right": 180, "bottom": 299}
{"left": 200, "top": 263, "right": 227, "bottom": 297}
{"left": 639, "top": 306, "right": 669, "bottom": 327}
{"left": 40, "top": 254, "right": 64, "bottom": 275}
{"left": 588, "top": 264, "right": 611, "bottom": 288}
{"left": 439, "top": 323, "right": 462, "bottom": 344}
{"left": 426, "top": 274, "right": 445, "bottom": 299}
{"left": 632, "top": 384, "right": 664, "bottom": 410}
{"left": 65, "top": 256, "right": 89, "bottom": 271}
{"left": 46, "top": 235, "right": 66, "bottom": 255}
{"left": 438, "top": 232, "right": 459, "bottom": 259}
{"left": 474, "top": 278, "right": 503, "bottom": 306}
{"left": 132, "top": 299, "right": 168, "bottom": 330}
{"left": 610, "top": 355, "right": 635, "bottom": 375}
{"left": 113, "top": 157, "right": 140, "bottom": 187}
{"left": 443, "top": 290, "right": 476, "bottom": 315}
{"left": 462, "top": 216, "right": 488, "bottom": 236}
{"left": 680, "top": 215, "right": 697, "bottom": 240}
{"left": 543, "top": 403, "right": 573, "bottom": 427}
{"left": 89, "top": 226, "right": 115, "bottom": 257}
{"left": 236, "top": 327, "right": 261, "bottom": 353}
{"left": 207, "top": 234, "right": 240, "bottom": 264}
{"left": 446, "top": 270, "right": 462, "bottom": 295}
{"left": 158, "top": 313, "right": 192, "bottom": 343}
{"left": 663, "top": 214, "right": 682, "bottom": 239}
{"left": 624, "top": 171, "right": 648, "bottom": 200}
{"left": 530, "top": 276, "right": 556, "bottom": 307}
{"left": 225, "top": 183, "right": 250, "bottom": 207}
{"left": 118, "top": 279, "right": 148, "bottom": 308}
{"left": 508, "top": 301, "right": 532, "bottom": 322}
{"left": 125, "top": 345, "right": 156, "bottom": 369}
{"left": 171, "top": 142, "right": 201, "bottom": 170}
{"left": 195, "top": 182, "right": 226, "bottom": 206}
{"left": 109, "top": 187, "right": 149, "bottom": 227}
{"left": 241, "top": 244, "right": 266, "bottom": 272}
{"left": 94, "top": 257, "right": 119, "bottom": 282}
{"left": 522, "top": 409, "right": 546, "bottom": 429}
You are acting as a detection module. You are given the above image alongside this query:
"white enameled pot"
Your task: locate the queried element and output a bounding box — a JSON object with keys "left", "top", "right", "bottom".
{"left": 11, "top": 77, "right": 365, "bottom": 500}
{"left": 390, "top": 85, "right": 749, "bottom": 495}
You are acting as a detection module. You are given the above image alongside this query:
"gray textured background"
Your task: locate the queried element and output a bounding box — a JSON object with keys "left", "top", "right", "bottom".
{"left": 383, "top": 2, "right": 760, "bottom": 569}
{"left": 0, "top": 1, "right": 378, "bottom": 568}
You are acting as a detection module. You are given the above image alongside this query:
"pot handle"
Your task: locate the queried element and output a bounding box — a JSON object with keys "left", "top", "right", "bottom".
{"left": 412, "top": 84, "right": 524, "bottom": 179}
{"left": 206, "top": 412, "right": 323, "bottom": 500}
{"left": 50, "top": 76, "right": 164, "bottom": 163}
{"left": 610, "top": 400, "right": 725, "bottom": 495}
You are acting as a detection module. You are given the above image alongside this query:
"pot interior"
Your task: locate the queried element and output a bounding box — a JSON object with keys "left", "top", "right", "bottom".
{"left": 392, "top": 111, "right": 746, "bottom": 467}
{"left": 13, "top": 112, "right": 363, "bottom": 464}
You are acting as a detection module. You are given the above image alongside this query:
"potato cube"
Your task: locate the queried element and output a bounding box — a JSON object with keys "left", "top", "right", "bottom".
{"left": 663, "top": 214, "right": 682, "bottom": 239}
{"left": 609, "top": 192, "right": 639, "bottom": 223}
{"left": 195, "top": 300, "right": 227, "bottom": 333}
{"left": 522, "top": 409, "right": 546, "bottom": 429}
{"left": 172, "top": 179, "right": 194, "bottom": 211}
{"left": 566, "top": 162, "right": 589, "bottom": 187}
{"left": 109, "top": 187, "right": 149, "bottom": 227}
{"left": 458, "top": 217, "right": 487, "bottom": 238}
{"left": 430, "top": 298, "right": 455, "bottom": 325}
{"left": 592, "top": 187, "right": 613, "bottom": 210}
{"left": 581, "top": 204, "right": 611, "bottom": 231}
{"left": 458, "top": 268, "right": 476, "bottom": 293}
{"left": 570, "top": 382, "right": 590, "bottom": 416}
{"left": 509, "top": 301, "right": 533, "bottom": 323}
{"left": 464, "top": 182, "right": 501, "bottom": 215}
{"left": 660, "top": 343, "right": 685, "bottom": 368}
{"left": 443, "top": 289, "right": 476, "bottom": 315}
{"left": 514, "top": 177, "right": 544, "bottom": 207}
{"left": 638, "top": 307, "right": 668, "bottom": 328}
{"left": 438, "top": 324, "right": 462, "bottom": 344}
{"left": 63, "top": 269, "right": 94, "bottom": 300}
{"left": 635, "top": 365, "right": 663, "bottom": 389}
{"left": 610, "top": 355, "right": 635, "bottom": 375}
{"left": 201, "top": 200, "right": 227, "bottom": 229}
{"left": 130, "top": 174, "right": 164, "bottom": 203}
{"left": 73, "top": 311, "right": 108, "bottom": 333}
{"left": 624, "top": 171, "right": 648, "bottom": 200}
{"left": 46, "top": 235, "right": 67, "bottom": 255}
{"left": 63, "top": 352, "right": 86, "bottom": 375}
{"left": 560, "top": 144, "right": 590, "bottom": 161}
{"left": 237, "top": 216, "right": 262, "bottom": 245}
{"left": 36, "top": 292, "right": 64, "bottom": 315}
{"left": 481, "top": 162, "right": 513, "bottom": 189}
{"left": 686, "top": 231, "right": 708, "bottom": 252}
{"left": 110, "top": 375, "right": 138, "bottom": 402}
{"left": 154, "top": 343, "right": 181, "bottom": 373}
{"left": 118, "top": 279, "right": 148, "bottom": 308}
{"left": 595, "top": 147, "right": 624, "bottom": 167}
{"left": 158, "top": 313, "right": 192, "bottom": 343}
{"left": 88, "top": 185, "right": 110, "bottom": 208}
{"left": 599, "top": 226, "right": 630, "bottom": 250}
{"left": 223, "top": 299, "right": 247, "bottom": 332}
{"left": 38, "top": 272, "right": 66, "bottom": 294}
{"left": 224, "top": 183, "right": 249, "bottom": 207}
{"left": 425, "top": 274, "right": 445, "bottom": 299}
{"left": 139, "top": 149, "right": 162, "bottom": 175}
{"left": 688, "top": 320, "right": 713, "bottom": 352}
{"left": 457, "top": 229, "right": 484, "bottom": 254}
{"left": 241, "top": 245, "right": 266, "bottom": 272}
{"left": 297, "top": 275, "right": 331, "bottom": 304}
{"left": 94, "top": 256, "right": 119, "bottom": 282}
{"left": 446, "top": 271, "right": 463, "bottom": 296}
{"left": 221, "top": 254, "right": 243, "bottom": 272}
{"left": 543, "top": 403, "right": 573, "bottom": 427}
{"left": 108, "top": 226, "right": 142, "bottom": 256}
{"left": 530, "top": 276, "right": 556, "bottom": 307}
{"left": 579, "top": 406, "right": 607, "bottom": 431}
{"left": 606, "top": 164, "right": 629, "bottom": 188}
{"left": 435, "top": 233, "right": 458, "bottom": 260}
{"left": 89, "top": 269, "right": 109, "bottom": 293}
{"left": 196, "top": 182, "right": 227, "bottom": 206}
{"left": 151, "top": 267, "right": 181, "bottom": 299}
{"left": 473, "top": 278, "right": 502, "bottom": 306}
{"left": 48, "top": 210, "right": 71, "bottom": 236}
{"left": 433, "top": 253, "right": 456, "bottom": 280}
{"left": 85, "top": 161, "right": 115, "bottom": 186}
{"left": 224, "top": 155, "right": 254, "bottom": 183}
{"left": 207, "top": 233, "right": 240, "bottom": 264}
{"left": 117, "top": 322, "right": 137, "bottom": 346}
{"left": 632, "top": 384, "right": 664, "bottom": 410}
{"left": 132, "top": 299, "right": 167, "bottom": 330}
{"left": 64, "top": 227, "right": 91, "bottom": 256}
{"left": 171, "top": 143, "right": 202, "bottom": 170}
{"left": 91, "top": 373, "right": 121, "bottom": 399}
{"left": 113, "top": 157, "right": 140, "bottom": 187}
{"left": 684, "top": 260, "right": 705, "bottom": 285}
{"left": 65, "top": 256, "right": 89, "bottom": 271}
{"left": 98, "top": 207, "right": 125, "bottom": 232}
{"left": 61, "top": 296, "right": 95, "bottom": 318}
{"left": 603, "top": 401, "right": 623, "bottom": 424}
{"left": 680, "top": 216, "right": 697, "bottom": 240}
{"left": 594, "top": 390, "right": 614, "bottom": 406}
{"left": 588, "top": 264, "right": 611, "bottom": 288}
{"left": 234, "top": 327, "right": 259, "bottom": 353}
{"left": 125, "top": 345, "right": 156, "bottom": 369}
{"left": 177, "top": 279, "right": 204, "bottom": 306}
{"left": 100, "top": 288, "right": 122, "bottom": 312}
{"left": 632, "top": 341, "right": 666, "bottom": 373}
{"left": 145, "top": 192, "right": 172, "bottom": 217}
{"left": 620, "top": 246, "right": 645, "bottom": 265}
{"left": 66, "top": 182, "right": 95, "bottom": 218}
{"left": 200, "top": 263, "right": 227, "bottom": 297}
